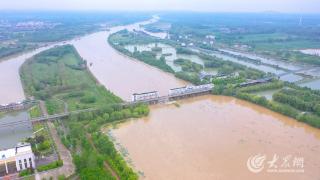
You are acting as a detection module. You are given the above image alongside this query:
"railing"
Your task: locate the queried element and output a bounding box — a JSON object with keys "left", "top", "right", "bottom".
{"left": 129, "top": 86, "right": 213, "bottom": 104}
{"left": 30, "top": 108, "right": 96, "bottom": 122}
{"left": 0, "top": 86, "right": 213, "bottom": 127}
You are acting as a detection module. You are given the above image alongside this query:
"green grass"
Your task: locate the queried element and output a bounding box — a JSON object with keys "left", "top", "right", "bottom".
{"left": 20, "top": 45, "right": 121, "bottom": 114}
{"left": 45, "top": 99, "right": 64, "bottom": 115}
{"left": 37, "top": 160, "right": 63, "bottom": 172}
{"left": 28, "top": 105, "right": 42, "bottom": 118}
{"left": 19, "top": 168, "right": 34, "bottom": 177}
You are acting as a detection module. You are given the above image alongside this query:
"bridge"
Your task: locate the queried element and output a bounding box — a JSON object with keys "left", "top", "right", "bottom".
{"left": 0, "top": 100, "right": 37, "bottom": 112}
{"left": 0, "top": 84, "right": 213, "bottom": 127}
{"left": 126, "top": 84, "right": 213, "bottom": 105}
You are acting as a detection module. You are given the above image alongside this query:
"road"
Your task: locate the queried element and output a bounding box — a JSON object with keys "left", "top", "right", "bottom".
{"left": 35, "top": 122, "right": 75, "bottom": 180}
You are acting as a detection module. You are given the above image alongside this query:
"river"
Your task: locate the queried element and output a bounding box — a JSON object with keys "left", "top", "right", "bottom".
{"left": 71, "top": 21, "right": 187, "bottom": 101}
{"left": 0, "top": 42, "right": 69, "bottom": 148}
{"left": 0, "top": 43, "right": 66, "bottom": 105}
{"left": 107, "top": 96, "right": 320, "bottom": 180}
{"left": 1, "top": 17, "right": 320, "bottom": 179}
{"left": 0, "top": 17, "right": 186, "bottom": 148}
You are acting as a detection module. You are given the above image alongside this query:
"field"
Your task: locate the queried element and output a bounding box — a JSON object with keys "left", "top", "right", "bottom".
{"left": 0, "top": 12, "right": 150, "bottom": 60}
{"left": 159, "top": 12, "right": 320, "bottom": 65}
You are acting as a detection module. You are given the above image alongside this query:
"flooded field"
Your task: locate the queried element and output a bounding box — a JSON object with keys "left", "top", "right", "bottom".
{"left": 108, "top": 95, "right": 320, "bottom": 180}
{"left": 207, "top": 51, "right": 286, "bottom": 75}
{"left": 218, "top": 49, "right": 320, "bottom": 78}
{"left": 125, "top": 43, "right": 204, "bottom": 72}
{"left": 220, "top": 49, "right": 304, "bottom": 71}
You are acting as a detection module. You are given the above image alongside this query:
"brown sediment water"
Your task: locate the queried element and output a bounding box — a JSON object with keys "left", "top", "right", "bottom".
{"left": 107, "top": 95, "right": 320, "bottom": 180}
{"left": 0, "top": 42, "right": 72, "bottom": 104}
{"left": 72, "top": 29, "right": 187, "bottom": 101}
{"left": 0, "top": 17, "right": 174, "bottom": 104}
{"left": 0, "top": 17, "right": 184, "bottom": 148}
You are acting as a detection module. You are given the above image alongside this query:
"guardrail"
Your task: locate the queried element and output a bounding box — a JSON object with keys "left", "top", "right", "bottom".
{"left": 0, "top": 86, "right": 213, "bottom": 127}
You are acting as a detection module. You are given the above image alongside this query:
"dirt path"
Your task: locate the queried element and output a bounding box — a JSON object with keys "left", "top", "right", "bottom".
{"left": 39, "top": 100, "right": 48, "bottom": 116}
{"left": 86, "top": 133, "right": 120, "bottom": 180}
{"left": 35, "top": 122, "right": 75, "bottom": 180}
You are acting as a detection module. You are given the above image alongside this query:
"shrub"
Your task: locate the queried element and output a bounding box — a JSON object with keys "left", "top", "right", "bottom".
{"left": 19, "top": 168, "right": 34, "bottom": 177}
{"left": 37, "top": 160, "right": 63, "bottom": 172}
{"left": 38, "top": 140, "right": 51, "bottom": 151}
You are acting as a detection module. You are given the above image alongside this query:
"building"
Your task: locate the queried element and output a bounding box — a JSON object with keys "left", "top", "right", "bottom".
{"left": 132, "top": 91, "right": 159, "bottom": 102}
{"left": 169, "top": 84, "right": 213, "bottom": 96}
{"left": 0, "top": 143, "right": 35, "bottom": 176}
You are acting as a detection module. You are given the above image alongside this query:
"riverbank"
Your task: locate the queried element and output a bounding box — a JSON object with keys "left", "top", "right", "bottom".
{"left": 72, "top": 30, "right": 187, "bottom": 101}
{"left": 20, "top": 45, "right": 121, "bottom": 114}
{"left": 212, "top": 80, "right": 320, "bottom": 128}
{"left": 18, "top": 44, "right": 151, "bottom": 179}
{"left": 108, "top": 28, "right": 320, "bottom": 129}
{"left": 108, "top": 30, "right": 266, "bottom": 86}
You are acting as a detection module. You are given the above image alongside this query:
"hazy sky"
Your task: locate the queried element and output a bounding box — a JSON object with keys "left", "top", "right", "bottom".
{"left": 1, "top": 0, "right": 319, "bottom": 13}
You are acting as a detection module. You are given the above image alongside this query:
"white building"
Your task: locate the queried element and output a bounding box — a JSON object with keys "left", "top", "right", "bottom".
{"left": 0, "top": 143, "right": 35, "bottom": 175}
{"left": 169, "top": 84, "right": 213, "bottom": 96}
{"left": 132, "top": 91, "right": 159, "bottom": 102}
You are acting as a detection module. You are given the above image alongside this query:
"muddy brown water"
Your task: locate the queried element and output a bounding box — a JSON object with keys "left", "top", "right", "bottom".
{"left": 72, "top": 23, "right": 188, "bottom": 101}
{"left": 107, "top": 95, "right": 320, "bottom": 180}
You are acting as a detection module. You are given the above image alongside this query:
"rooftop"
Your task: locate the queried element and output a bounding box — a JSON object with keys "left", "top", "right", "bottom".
{"left": 0, "top": 143, "right": 32, "bottom": 162}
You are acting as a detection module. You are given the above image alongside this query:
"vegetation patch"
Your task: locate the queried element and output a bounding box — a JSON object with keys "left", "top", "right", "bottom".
{"left": 37, "top": 160, "right": 63, "bottom": 172}
{"left": 109, "top": 30, "right": 174, "bottom": 73}
{"left": 20, "top": 45, "right": 121, "bottom": 114}
{"left": 28, "top": 105, "right": 42, "bottom": 118}
{"left": 26, "top": 123, "right": 55, "bottom": 156}
{"left": 19, "top": 168, "right": 34, "bottom": 177}
{"left": 212, "top": 79, "right": 320, "bottom": 128}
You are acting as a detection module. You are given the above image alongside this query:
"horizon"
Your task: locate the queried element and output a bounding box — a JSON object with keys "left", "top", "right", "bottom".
{"left": 1, "top": 0, "right": 320, "bottom": 13}
{"left": 1, "top": 10, "right": 320, "bottom": 15}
